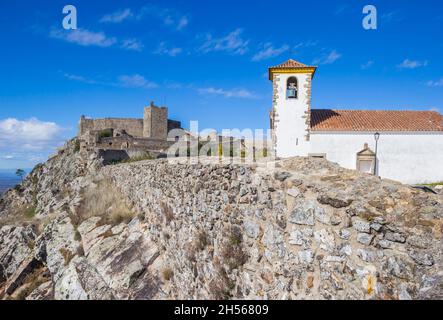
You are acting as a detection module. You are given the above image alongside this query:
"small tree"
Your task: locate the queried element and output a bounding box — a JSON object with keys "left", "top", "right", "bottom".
{"left": 16, "top": 169, "right": 25, "bottom": 181}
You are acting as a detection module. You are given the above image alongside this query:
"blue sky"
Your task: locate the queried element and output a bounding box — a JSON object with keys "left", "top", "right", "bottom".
{"left": 0, "top": 0, "right": 442, "bottom": 169}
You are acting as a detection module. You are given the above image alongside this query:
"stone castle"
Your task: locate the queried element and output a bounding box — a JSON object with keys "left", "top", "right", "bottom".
{"left": 78, "top": 102, "right": 182, "bottom": 154}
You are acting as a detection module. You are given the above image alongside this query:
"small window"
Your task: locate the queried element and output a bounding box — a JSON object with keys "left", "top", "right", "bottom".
{"left": 287, "top": 77, "right": 298, "bottom": 99}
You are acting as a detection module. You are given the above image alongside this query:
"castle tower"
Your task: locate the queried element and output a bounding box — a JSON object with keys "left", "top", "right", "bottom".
{"left": 269, "top": 59, "right": 317, "bottom": 158}
{"left": 143, "top": 101, "right": 168, "bottom": 140}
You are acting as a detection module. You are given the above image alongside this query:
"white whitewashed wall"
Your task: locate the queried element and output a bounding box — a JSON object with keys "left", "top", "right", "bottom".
{"left": 273, "top": 73, "right": 311, "bottom": 158}
{"left": 309, "top": 132, "right": 443, "bottom": 184}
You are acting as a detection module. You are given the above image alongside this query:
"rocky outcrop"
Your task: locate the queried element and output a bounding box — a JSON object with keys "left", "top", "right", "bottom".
{"left": 0, "top": 225, "right": 36, "bottom": 282}
{"left": 0, "top": 141, "right": 442, "bottom": 300}
{"left": 0, "top": 139, "right": 102, "bottom": 220}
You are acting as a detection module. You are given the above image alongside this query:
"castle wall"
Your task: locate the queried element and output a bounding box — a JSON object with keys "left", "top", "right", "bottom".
{"left": 143, "top": 107, "right": 168, "bottom": 140}
{"left": 96, "top": 136, "right": 173, "bottom": 151}
{"left": 79, "top": 117, "right": 144, "bottom": 138}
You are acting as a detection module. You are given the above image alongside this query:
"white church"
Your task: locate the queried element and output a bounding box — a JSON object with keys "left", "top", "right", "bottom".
{"left": 268, "top": 59, "right": 443, "bottom": 184}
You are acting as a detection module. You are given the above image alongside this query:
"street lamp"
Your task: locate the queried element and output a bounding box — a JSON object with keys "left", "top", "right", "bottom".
{"left": 374, "top": 132, "right": 380, "bottom": 176}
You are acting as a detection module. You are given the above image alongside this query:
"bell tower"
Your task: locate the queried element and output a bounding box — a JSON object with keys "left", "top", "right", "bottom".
{"left": 269, "top": 59, "right": 316, "bottom": 158}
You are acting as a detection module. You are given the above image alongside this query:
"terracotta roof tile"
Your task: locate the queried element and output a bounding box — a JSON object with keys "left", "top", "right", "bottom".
{"left": 269, "top": 59, "right": 314, "bottom": 69}
{"left": 310, "top": 109, "right": 443, "bottom": 132}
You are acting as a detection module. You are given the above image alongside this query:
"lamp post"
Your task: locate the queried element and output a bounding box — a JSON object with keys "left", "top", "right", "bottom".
{"left": 374, "top": 132, "right": 380, "bottom": 176}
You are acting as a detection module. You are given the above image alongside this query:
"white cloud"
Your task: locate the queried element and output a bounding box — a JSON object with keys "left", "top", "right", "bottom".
{"left": 177, "top": 16, "right": 189, "bottom": 30}
{"left": 64, "top": 73, "right": 158, "bottom": 89}
{"left": 397, "top": 59, "right": 428, "bottom": 69}
{"left": 64, "top": 73, "right": 97, "bottom": 84}
{"left": 121, "top": 38, "right": 144, "bottom": 51}
{"left": 198, "top": 29, "right": 249, "bottom": 55}
{"left": 50, "top": 28, "right": 117, "bottom": 47}
{"left": 252, "top": 43, "right": 289, "bottom": 61}
{"left": 312, "top": 49, "right": 342, "bottom": 65}
{"left": 118, "top": 75, "right": 158, "bottom": 89}
{"left": 426, "top": 78, "right": 443, "bottom": 87}
{"left": 154, "top": 42, "right": 183, "bottom": 57}
{"left": 138, "top": 5, "right": 189, "bottom": 31}
{"left": 293, "top": 40, "right": 318, "bottom": 51}
{"left": 100, "top": 8, "right": 133, "bottom": 23}
{"left": 0, "top": 118, "right": 61, "bottom": 143}
{"left": 197, "top": 87, "right": 257, "bottom": 99}
{"left": 0, "top": 117, "right": 64, "bottom": 158}
{"left": 361, "top": 60, "right": 374, "bottom": 70}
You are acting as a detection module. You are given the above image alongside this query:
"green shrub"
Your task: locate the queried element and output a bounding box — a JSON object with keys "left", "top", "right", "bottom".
{"left": 98, "top": 129, "right": 113, "bottom": 139}
{"left": 24, "top": 206, "right": 37, "bottom": 219}
{"left": 74, "top": 139, "right": 81, "bottom": 153}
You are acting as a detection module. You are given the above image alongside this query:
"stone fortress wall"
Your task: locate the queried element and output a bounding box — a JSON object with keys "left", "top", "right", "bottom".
{"left": 77, "top": 102, "right": 182, "bottom": 155}
{"left": 143, "top": 106, "right": 168, "bottom": 140}
{"left": 79, "top": 117, "right": 144, "bottom": 138}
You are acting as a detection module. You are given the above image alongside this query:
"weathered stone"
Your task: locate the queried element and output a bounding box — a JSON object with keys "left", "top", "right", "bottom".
{"left": 314, "top": 229, "right": 335, "bottom": 253}
{"left": 317, "top": 192, "right": 353, "bottom": 208}
{"left": 339, "top": 244, "right": 352, "bottom": 256}
{"left": 398, "top": 283, "right": 412, "bottom": 300}
{"left": 0, "top": 225, "right": 36, "bottom": 280}
{"left": 289, "top": 201, "right": 322, "bottom": 226}
{"left": 26, "top": 281, "right": 53, "bottom": 300}
{"left": 370, "top": 223, "right": 383, "bottom": 232}
{"left": 357, "top": 233, "right": 375, "bottom": 246}
{"left": 356, "top": 249, "right": 378, "bottom": 262}
{"left": 54, "top": 256, "right": 114, "bottom": 300}
{"left": 385, "top": 231, "right": 407, "bottom": 244}
{"left": 298, "top": 250, "right": 314, "bottom": 264}
{"left": 262, "top": 224, "right": 284, "bottom": 248}
{"left": 244, "top": 220, "right": 260, "bottom": 239}
{"left": 378, "top": 240, "right": 393, "bottom": 249}
{"left": 314, "top": 206, "right": 331, "bottom": 225}
{"left": 287, "top": 188, "right": 300, "bottom": 198}
{"left": 4, "top": 255, "right": 41, "bottom": 295}
{"left": 407, "top": 235, "right": 432, "bottom": 249}
{"left": 274, "top": 171, "right": 291, "bottom": 182}
{"left": 289, "top": 228, "right": 313, "bottom": 247}
{"left": 408, "top": 250, "right": 434, "bottom": 266}
{"left": 351, "top": 217, "right": 371, "bottom": 234}
{"left": 386, "top": 256, "right": 414, "bottom": 280}
{"left": 40, "top": 216, "right": 81, "bottom": 282}
{"left": 337, "top": 228, "right": 352, "bottom": 240}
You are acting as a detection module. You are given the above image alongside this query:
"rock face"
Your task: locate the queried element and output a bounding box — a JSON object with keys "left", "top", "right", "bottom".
{"left": 0, "top": 141, "right": 442, "bottom": 300}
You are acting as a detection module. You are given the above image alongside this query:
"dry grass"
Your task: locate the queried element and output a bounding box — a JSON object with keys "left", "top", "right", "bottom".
{"left": 220, "top": 226, "right": 248, "bottom": 271}
{"left": 59, "top": 248, "right": 75, "bottom": 266}
{"left": 208, "top": 258, "right": 235, "bottom": 300}
{"left": 13, "top": 266, "right": 50, "bottom": 300}
{"left": 161, "top": 267, "right": 174, "bottom": 281}
{"left": 160, "top": 202, "right": 174, "bottom": 225}
{"left": 77, "top": 178, "right": 136, "bottom": 226}
{"left": 185, "top": 230, "right": 210, "bottom": 263}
